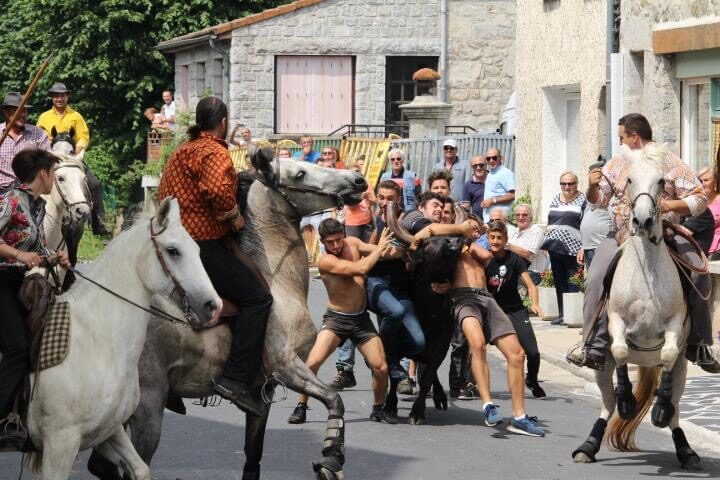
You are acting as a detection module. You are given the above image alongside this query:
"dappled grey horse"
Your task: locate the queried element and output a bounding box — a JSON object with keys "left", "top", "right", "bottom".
{"left": 88, "top": 147, "right": 367, "bottom": 480}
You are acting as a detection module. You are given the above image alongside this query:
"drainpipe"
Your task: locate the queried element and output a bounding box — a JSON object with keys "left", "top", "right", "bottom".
{"left": 439, "top": 0, "right": 449, "bottom": 103}
{"left": 604, "top": 0, "right": 616, "bottom": 158}
{"left": 209, "top": 34, "right": 231, "bottom": 103}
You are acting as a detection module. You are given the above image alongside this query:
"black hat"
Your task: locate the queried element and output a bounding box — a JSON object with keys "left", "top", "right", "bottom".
{"left": 1, "top": 92, "right": 32, "bottom": 109}
{"left": 48, "top": 82, "right": 71, "bottom": 94}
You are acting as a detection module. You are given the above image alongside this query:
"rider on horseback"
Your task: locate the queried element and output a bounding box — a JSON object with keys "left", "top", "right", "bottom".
{"left": 568, "top": 113, "right": 720, "bottom": 373}
{"left": 157, "top": 96, "right": 272, "bottom": 416}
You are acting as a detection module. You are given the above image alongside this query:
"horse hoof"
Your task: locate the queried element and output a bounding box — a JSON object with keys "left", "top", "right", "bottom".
{"left": 313, "top": 457, "right": 344, "bottom": 480}
{"left": 572, "top": 441, "right": 598, "bottom": 463}
{"left": 681, "top": 453, "right": 701, "bottom": 471}
{"left": 433, "top": 393, "right": 448, "bottom": 410}
{"left": 651, "top": 401, "right": 675, "bottom": 428}
{"left": 573, "top": 451, "right": 596, "bottom": 463}
{"left": 408, "top": 415, "right": 425, "bottom": 426}
{"left": 616, "top": 396, "right": 637, "bottom": 420}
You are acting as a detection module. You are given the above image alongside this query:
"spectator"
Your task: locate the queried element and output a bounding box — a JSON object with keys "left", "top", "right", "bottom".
{"left": 380, "top": 149, "right": 420, "bottom": 212}
{"left": 229, "top": 125, "right": 252, "bottom": 147}
{"left": 477, "top": 208, "right": 514, "bottom": 249}
{"left": 293, "top": 135, "right": 321, "bottom": 163}
{"left": 428, "top": 170, "right": 452, "bottom": 198}
{"left": 578, "top": 205, "right": 611, "bottom": 269}
{"left": 277, "top": 147, "right": 292, "bottom": 159}
{"left": 698, "top": 166, "right": 720, "bottom": 260}
{"left": 540, "top": 171, "right": 585, "bottom": 326}
{"left": 508, "top": 203, "right": 547, "bottom": 285}
{"left": 319, "top": 146, "right": 344, "bottom": 170}
{"left": 480, "top": 147, "right": 515, "bottom": 222}
{"left": 433, "top": 138, "right": 471, "bottom": 200}
{"left": 344, "top": 156, "right": 375, "bottom": 242}
{"left": 462, "top": 155, "right": 488, "bottom": 218}
{"left": 441, "top": 196, "right": 455, "bottom": 224}
{"left": 160, "top": 90, "right": 177, "bottom": 130}
{"left": 144, "top": 107, "right": 167, "bottom": 130}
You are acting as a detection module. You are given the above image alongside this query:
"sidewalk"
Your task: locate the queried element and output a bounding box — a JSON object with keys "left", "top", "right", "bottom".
{"left": 531, "top": 316, "right": 720, "bottom": 442}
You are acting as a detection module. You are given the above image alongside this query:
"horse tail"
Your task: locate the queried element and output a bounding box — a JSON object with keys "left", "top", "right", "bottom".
{"left": 25, "top": 451, "right": 43, "bottom": 474}
{"left": 607, "top": 366, "right": 660, "bottom": 451}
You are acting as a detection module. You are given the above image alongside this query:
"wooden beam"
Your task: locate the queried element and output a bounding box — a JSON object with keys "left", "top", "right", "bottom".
{"left": 653, "top": 22, "right": 720, "bottom": 54}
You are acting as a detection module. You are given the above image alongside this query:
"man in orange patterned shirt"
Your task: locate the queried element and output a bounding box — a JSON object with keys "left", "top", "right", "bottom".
{"left": 569, "top": 113, "right": 720, "bottom": 373}
{"left": 158, "top": 97, "right": 273, "bottom": 415}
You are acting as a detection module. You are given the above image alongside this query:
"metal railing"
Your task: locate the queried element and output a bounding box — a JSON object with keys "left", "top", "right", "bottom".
{"left": 444, "top": 125, "right": 478, "bottom": 135}
{"left": 391, "top": 134, "right": 516, "bottom": 184}
{"left": 327, "top": 124, "right": 409, "bottom": 138}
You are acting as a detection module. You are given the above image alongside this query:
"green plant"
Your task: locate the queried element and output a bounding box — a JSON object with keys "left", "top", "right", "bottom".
{"left": 539, "top": 270, "right": 554, "bottom": 288}
{"left": 77, "top": 229, "right": 107, "bottom": 261}
{"left": 569, "top": 268, "right": 586, "bottom": 293}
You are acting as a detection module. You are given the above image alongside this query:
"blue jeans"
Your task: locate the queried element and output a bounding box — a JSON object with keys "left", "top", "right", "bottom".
{"left": 367, "top": 276, "right": 425, "bottom": 380}
{"left": 335, "top": 338, "right": 356, "bottom": 372}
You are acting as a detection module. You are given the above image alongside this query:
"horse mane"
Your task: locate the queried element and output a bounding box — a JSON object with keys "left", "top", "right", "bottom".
{"left": 236, "top": 171, "right": 255, "bottom": 218}
{"left": 624, "top": 142, "right": 668, "bottom": 172}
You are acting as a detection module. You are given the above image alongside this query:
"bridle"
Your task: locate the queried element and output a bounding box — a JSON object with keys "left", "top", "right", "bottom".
{"left": 627, "top": 179, "right": 663, "bottom": 245}
{"left": 53, "top": 161, "right": 93, "bottom": 224}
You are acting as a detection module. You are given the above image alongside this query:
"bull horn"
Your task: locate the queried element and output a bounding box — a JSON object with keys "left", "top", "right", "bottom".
{"left": 386, "top": 201, "right": 415, "bottom": 246}
{"left": 454, "top": 203, "right": 467, "bottom": 224}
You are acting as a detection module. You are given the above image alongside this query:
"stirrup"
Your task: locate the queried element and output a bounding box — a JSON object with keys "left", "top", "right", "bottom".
{"left": 566, "top": 343, "right": 606, "bottom": 371}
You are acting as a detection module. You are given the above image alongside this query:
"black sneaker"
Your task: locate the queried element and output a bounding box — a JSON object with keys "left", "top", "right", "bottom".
{"left": 458, "top": 383, "right": 480, "bottom": 400}
{"left": 450, "top": 387, "right": 461, "bottom": 399}
{"left": 686, "top": 345, "right": 720, "bottom": 373}
{"left": 370, "top": 405, "right": 398, "bottom": 425}
{"left": 525, "top": 379, "right": 547, "bottom": 399}
{"left": 211, "top": 376, "right": 263, "bottom": 416}
{"left": 329, "top": 369, "right": 357, "bottom": 390}
{"left": 287, "top": 402, "right": 308, "bottom": 424}
{"left": 0, "top": 421, "right": 27, "bottom": 451}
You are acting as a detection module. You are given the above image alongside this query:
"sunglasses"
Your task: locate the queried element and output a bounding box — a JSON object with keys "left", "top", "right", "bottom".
{"left": 560, "top": 182, "right": 577, "bottom": 187}
{"left": 322, "top": 151, "right": 334, "bottom": 155}
{"left": 443, "top": 146, "right": 456, "bottom": 151}
{"left": 472, "top": 163, "right": 487, "bottom": 169}
{"left": 486, "top": 156, "right": 499, "bottom": 161}
{"left": 390, "top": 157, "right": 403, "bottom": 161}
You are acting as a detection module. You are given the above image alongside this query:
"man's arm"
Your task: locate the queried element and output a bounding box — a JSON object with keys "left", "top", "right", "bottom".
{"left": 199, "top": 151, "right": 239, "bottom": 222}
{"left": 413, "top": 221, "right": 474, "bottom": 244}
{"left": 521, "top": 271, "right": 544, "bottom": 318}
{"left": 73, "top": 112, "right": 90, "bottom": 152}
{"left": 467, "top": 242, "right": 492, "bottom": 266}
{"left": 319, "top": 230, "right": 392, "bottom": 276}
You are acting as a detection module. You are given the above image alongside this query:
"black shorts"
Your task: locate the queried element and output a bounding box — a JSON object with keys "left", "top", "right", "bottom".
{"left": 450, "top": 288, "right": 516, "bottom": 344}
{"left": 320, "top": 309, "right": 378, "bottom": 346}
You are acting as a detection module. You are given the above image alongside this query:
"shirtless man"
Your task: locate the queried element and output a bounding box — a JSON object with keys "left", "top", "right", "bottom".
{"left": 288, "top": 218, "right": 397, "bottom": 425}
{"left": 446, "top": 227, "right": 546, "bottom": 437}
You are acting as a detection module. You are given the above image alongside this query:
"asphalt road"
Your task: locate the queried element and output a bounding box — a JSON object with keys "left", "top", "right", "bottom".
{"left": 2, "top": 279, "right": 720, "bottom": 479}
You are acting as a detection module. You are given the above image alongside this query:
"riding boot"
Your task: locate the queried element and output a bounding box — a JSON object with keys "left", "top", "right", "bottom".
{"left": 85, "top": 167, "right": 109, "bottom": 236}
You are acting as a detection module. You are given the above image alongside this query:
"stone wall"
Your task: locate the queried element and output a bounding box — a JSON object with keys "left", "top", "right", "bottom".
{"left": 515, "top": 0, "right": 606, "bottom": 216}
{"left": 172, "top": 47, "right": 225, "bottom": 109}
{"left": 447, "top": 0, "right": 516, "bottom": 132}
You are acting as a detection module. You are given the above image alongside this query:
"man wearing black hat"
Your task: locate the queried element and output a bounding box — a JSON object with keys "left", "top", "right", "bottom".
{"left": 37, "top": 82, "right": 109, "bottom": 236}
{"left": 0, "top": 92, "right": 50, "bottom": 190}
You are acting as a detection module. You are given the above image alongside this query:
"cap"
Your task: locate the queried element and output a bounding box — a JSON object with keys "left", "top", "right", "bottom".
{"left": 443, "top": 138, "right": 458, "bottom": 149}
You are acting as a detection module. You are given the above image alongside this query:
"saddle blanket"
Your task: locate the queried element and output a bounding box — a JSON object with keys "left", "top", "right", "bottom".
{"left": 36, "top": 301, "right": 71, "bottom": 371}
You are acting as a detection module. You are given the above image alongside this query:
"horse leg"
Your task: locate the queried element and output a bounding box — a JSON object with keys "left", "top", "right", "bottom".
{"left": 95, "top": 426, "right": 151, "bottom": 480}
{"left": 431, "top": 372, "right": 447, "bottom": 411}
{"left": 409, "top": 362, "right": 430, "bottom": 425}
{"left": 39, "top": 433, "right": 82, "bottom": 480}
{"left": 663, "top": 357, "right": 701, "bottom": 470}
{"left": 384, "top": 377, "right": 399, "bottom": 423}
{"left": 242, "top": 396, "right": 272, "bottom": 480}
{"left": 573, "top": 364, "right": 615, "bottom": 463}
{"left": 614, "top": 364, "right": 637, "bottom": 420}
{"left": 607, "top": 311, "right": 628, "bottom": 365}
{"left": 276, "top": 356, "right": 345, "bottom": 480}
{"left": 652, "top": 313, "right": 685, "bottom": 428}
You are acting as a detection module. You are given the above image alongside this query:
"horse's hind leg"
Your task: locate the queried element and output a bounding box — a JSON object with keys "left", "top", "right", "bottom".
{"left": 40, "top": 433, "right": 82, "bottom": 480}
{"left": 95, "top": 426, "right": 151, "bottom": 480}
{"left": 384, "top": 377, "right": 399, "bottom": 423}
{"left": 242, "top": 400, "right": 272, "bottom": 480}
{"left": 277, "top": 356, "right": 345, "bottom": 480}
{"left": 573, "top": 364, "right": 616, "bottom": 463}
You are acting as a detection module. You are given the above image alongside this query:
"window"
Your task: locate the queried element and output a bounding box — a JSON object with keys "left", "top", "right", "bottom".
{"left": 213, "top": 58, "right": 224, "bottom": 99}
{"left": 195, "top": 62, "right": 206, "bottom": 97}
{"left": 179, "top": 65, "right": 189, "bottom": 106}
{"left": 681, "top": 78, "right": 713, "bottom": 172}
{"left": 385, "top": 56, "right": 438, "bottom": 125}
{"left": 275, "top": 56, "right": 354, "bottom": 134}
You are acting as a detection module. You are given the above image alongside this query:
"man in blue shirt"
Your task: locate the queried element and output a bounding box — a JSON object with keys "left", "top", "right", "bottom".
{"left": 480, "top": 147, "right": 515, "bottom": 222}
{"left": 380, "top": 149, "right": 420, "bottom": 212}
{"left": 293, "top": 135, "right": 321, "bottom": 163}
{"left": 433, "top": 138, "right": 471, "bottom": 200}
{"left": 462, "top": 155, "right": 488, "bottom": 218}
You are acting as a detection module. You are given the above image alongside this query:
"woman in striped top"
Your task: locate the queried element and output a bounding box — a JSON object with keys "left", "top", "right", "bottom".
{"left": 541, "top": 171, "right": 586, "bottom": 325}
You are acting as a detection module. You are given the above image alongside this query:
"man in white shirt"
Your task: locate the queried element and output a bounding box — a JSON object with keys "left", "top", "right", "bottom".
{"left": 160, "top": 90, "right": 177, "bottom": 130}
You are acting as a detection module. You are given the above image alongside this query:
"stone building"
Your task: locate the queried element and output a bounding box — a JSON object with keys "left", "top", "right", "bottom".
{"left": 157, "top": 0, "right": 517, "bottom": 138}
{"left": 515, "top": 0, "right": 720, "bottom": 217}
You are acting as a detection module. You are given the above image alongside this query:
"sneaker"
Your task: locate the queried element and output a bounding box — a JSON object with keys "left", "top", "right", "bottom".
{"left": 525, "top": 379, "right": 547, "bottom": 399}
{"left": 369, "top": 405, "right": 398, "bottom": 425}
{"left": 329, "top": 369, "right": 356, "bottom": 390}
{"left": 508, "top": 415, "right": 545, "bottom": 437}
{"left": 550, "top": 316, "right": 565, "bottom": 325}
{"left": 211, "top": 376, "right": 263, "bottom": 416}
{"left": 483, "top": 403, "right": 503, "bottom": 427}
{"left": 397, "top": 376, "right": 414, "bottom": 395}
{"left": 450, "top": 387, "right": 461, "bottom": 399}
{"left": 458, "top": 383, "right": 480, "bottom": 400}
{"left": 287, "top": 402, "right": 308, "bottom": 424}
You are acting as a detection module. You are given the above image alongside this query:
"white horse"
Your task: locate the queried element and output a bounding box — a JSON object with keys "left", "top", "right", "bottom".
{"left": 26, "top": 197, "right": 221, "bottom": 479}
{"left": 572, "top": 143, "right": 700, "bottom": 470}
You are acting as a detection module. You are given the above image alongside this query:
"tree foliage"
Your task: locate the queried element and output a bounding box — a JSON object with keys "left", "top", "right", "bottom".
{"left": 0, "top": 0, "right": 287, "bottom": 203}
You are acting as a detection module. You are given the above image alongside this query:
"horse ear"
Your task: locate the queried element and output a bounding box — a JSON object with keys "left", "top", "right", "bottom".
{"left": 251, "top": 146, "right": 277, "bottom": 186}
{"left": 51, "top": 126, "right": 57, "bottom": 138}
{"left": 155, "top": 197, "right": 174, "bottom": 227}
{"left": 69, "top": 127, "right": 75, "bottom": 138}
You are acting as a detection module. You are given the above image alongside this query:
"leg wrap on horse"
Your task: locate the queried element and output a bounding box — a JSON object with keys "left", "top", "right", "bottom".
{"left": 313, "top": 456, "right": 344, "bottom": 480}
{"left": 572, "top": 418, "right": 607, "bottom": 462}
{"left": 672, "top": 427, "right": 701, "bottom": 470}
{"left": 651, "top": 371, "right": 675, "bottom": 428}
{"left": 614, "top": 365, "right": 637, "bottom": 420}
{"left": 242, "top": 464, "right": 261, "bottom": 480}
{"left": 321, "top": 416, "right": 346, "bottom": 465}
{"left": 432, "top": 375, "right": 447, "bottom": 411}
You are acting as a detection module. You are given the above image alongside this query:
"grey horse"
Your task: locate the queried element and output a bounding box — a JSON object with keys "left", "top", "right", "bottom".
{"left": 88, "top": 147, "right": 368, "bottom": 480}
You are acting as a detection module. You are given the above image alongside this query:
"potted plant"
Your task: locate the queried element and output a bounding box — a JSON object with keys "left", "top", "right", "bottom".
{"left": 538, "top": 270, "right": 559, "bottom": 320}
{"left": 563, "top": 268, "right": 586, "bottom": 327}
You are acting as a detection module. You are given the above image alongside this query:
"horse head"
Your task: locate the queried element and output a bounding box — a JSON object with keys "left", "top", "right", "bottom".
{"left": 136, "top": 197, "right": 222, "bottom": 328}
{"left": 46, "top": 152, "right": 91, "bottom": 225}
{"left": 51, "top": 127, "right": 77, "bottom": 157}
{"left": 250, "top": 145, "right": 367, "bottom": 216}
{"left": 625, "top": 143, "right": 667, "bottom": 245}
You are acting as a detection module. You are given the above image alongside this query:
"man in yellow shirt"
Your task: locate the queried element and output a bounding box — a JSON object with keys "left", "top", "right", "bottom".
{"left": 37, "top": 82, "right": 109, "bottom": 236}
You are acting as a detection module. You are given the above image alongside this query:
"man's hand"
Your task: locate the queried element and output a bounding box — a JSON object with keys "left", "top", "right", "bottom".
{"left": 576, "top": 249, "right": 584, "bottom": 265}
{"left": 588, "top": 168, "right": 602, "bottom": 188}
{"left": 231, "top": 214, "right": 246, "bottom": 231}
{"left": 430, "top": 281, "right": 452, "bottom": 295}
{"left": 529, "top": 303, "right": 544, "bottom": 319}
{"left": 303, "top": 144, "right": 312, "bottom": 155}
{"left": 461, "top": 220, "right": 475, "bottom": 238}
{"left": 377, "top": 227, "right": 394, "bottom": 251}
{"left": 480, "top": 197, "right": 494, "bottom": 208}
